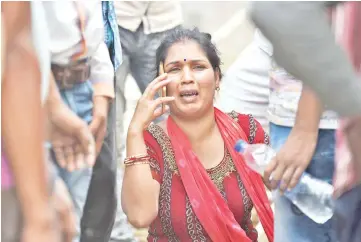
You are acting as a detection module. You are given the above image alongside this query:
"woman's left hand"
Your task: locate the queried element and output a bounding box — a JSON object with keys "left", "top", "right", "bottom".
{"left": 263, "top": 128, "right": 318, "bottom": 193}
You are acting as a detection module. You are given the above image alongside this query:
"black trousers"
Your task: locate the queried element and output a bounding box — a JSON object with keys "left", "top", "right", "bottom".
{"left": 80, "top": 100, "right": 117, "bottom": 242}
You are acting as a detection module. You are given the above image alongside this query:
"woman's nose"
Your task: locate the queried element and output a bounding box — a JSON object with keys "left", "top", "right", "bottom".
{"left": 181, "top": 67, "right": 195, "bottom": 85}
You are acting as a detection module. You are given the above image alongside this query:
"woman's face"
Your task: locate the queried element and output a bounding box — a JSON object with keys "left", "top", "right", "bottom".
{"left": 163, "top": 40, "right": 220, "bottom": 118}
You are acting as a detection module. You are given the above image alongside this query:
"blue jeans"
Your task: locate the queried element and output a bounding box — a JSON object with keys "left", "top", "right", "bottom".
{"left": 270, "top": 123, "right": 337, "bottom": 242}
{"left": 52, "top": 81, "right": 94, "bottom": 242}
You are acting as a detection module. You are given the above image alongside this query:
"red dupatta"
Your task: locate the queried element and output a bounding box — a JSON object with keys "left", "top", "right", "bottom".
{"left": 167, "top": 108, "right": 274, "bottom": 242}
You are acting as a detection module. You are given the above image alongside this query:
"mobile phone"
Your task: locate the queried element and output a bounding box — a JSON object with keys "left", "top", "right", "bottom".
{"left": 158, "top": 62, "right": 167, "bottom": 112}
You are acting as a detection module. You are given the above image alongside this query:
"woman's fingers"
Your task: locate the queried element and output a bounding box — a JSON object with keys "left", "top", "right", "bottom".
{"left": 153, "top": 105, "right": 170, "bottom": 118}
{"left": 148, "top": 78, "right": 172, "bottom": 99}
{"left": 143, "top": 73, "right": 168, "bottom": 98}
{"left": 153, "top": 96, "right": 175, "bottom": 107}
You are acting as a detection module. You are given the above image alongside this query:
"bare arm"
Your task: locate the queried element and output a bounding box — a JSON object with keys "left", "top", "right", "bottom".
{"left": 265, "top": 85, "right": 324, "bottom": 192}
{"left": 121, "top": 127, "right": 160, "bottom": 228}
{"left": 250, "top": 1, "right": 361, "bottom": 117}
{"left": 121, "top": 73, "right": 173, "bottom": 228}
{"left": 294, "top": 85, "right": 323, "bottom": 132}
{"left": 1, "top": 2, "right": 53, "bottom": 224}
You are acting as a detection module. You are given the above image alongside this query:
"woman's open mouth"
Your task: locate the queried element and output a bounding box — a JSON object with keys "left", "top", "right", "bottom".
{"left": 179, "top": 90, "right": 199, "bottom": 103}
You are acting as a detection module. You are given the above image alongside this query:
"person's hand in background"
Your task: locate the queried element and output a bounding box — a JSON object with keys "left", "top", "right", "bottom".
{"left": 46, "top": 75, "right": 96, "bottom": 171}
{"left": 88, "top": 95, "right": 110, "bottom": 156}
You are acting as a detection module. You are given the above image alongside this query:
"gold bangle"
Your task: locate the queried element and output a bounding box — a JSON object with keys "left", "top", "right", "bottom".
{"left": 124, "top": 161, "right": 150, "bottom": 167}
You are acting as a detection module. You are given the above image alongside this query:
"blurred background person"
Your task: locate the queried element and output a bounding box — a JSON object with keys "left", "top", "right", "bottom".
{"left": 42, "top": 1, "right": 114, "bottom": 241}
{"left": 216, "top": 29, "right": 271, "bottom": 130}
{"left": 80, "top": 2, "right": 137, "bottom": 242}
{"left": 2, "top": 2, "right": 59, "bottom": 241}
{"left": 2, "top": 2, "right": 95, "bottom": 242}
{"left": 251, "top": 1, "right": 361, "bottom": 241}
{"left": 217, "top": 26, "right": 339, "bottom": 241}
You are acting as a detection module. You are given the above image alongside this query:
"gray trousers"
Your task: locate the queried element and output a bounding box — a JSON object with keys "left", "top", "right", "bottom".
{"left": 334, "top": 183, "right": 361, "bottom": 242}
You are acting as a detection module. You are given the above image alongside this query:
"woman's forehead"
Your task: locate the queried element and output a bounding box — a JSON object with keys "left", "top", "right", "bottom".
{"left": 164, "top": 41, "right": 207, "bottom": 64}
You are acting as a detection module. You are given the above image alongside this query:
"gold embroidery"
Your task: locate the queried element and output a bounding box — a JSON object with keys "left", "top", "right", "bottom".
{"left": 248, "top": 114, "right": 257, "bottom": 144}
{"left": 146, "top": 145, "right": 161, "bottom": 175}
{"left": 146, "top": 124, "right": 180, "bottom": 241}
{"left": 147, "top": 124, "right": 178, "bottom": 174}
{"left": 237, "top": 174, "right": 254, "bottom": 235}
{"left": 264, "top": 132, "right": 270, "bottom": 145}
{"left": 207, "top": 149, "right": 236, "bottom": 191}
{"left": 228, "top": 110, "right": 239, "bottom": 123}
{"left": 185, "top": 197, "right": 207, "bottom": 241}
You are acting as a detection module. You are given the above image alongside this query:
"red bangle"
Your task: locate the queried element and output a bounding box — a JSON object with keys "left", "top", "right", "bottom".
{"left": 124, "top": 154, "right": 150, "bottom": 165}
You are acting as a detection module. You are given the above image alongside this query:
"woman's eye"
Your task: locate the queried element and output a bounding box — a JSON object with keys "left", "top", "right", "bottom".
{"left": 193, "top": 65, "right": 205, "bottom": 70}
{"left": 168, "top": 67, "right": 180, "bottom": 73}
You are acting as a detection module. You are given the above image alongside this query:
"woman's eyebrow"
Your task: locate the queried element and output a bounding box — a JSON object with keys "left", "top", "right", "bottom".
{"left": 165, "top": 61, "right": 179, "bottom": 67}
{"left": 165, "top": 59, "right": 207, "bottom": 67}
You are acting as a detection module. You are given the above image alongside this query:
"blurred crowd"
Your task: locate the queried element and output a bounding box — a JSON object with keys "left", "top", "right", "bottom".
{"left": 1, "top": 1, "right": 360, "bottom": 242}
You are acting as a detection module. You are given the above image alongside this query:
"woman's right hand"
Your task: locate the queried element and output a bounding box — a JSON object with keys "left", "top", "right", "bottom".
{"left": 129, "top": 73, "right": 175, "bottom": 132}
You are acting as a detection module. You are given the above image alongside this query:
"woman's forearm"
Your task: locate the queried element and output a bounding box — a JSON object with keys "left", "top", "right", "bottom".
{"left": 121, "top": 127, "right": 159, "bottom": 228}
{"left": 1, "top": 29, "right": 52, "bottom": 222}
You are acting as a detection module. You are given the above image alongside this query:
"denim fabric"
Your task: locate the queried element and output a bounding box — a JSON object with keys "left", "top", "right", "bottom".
{"left": 270, "top": 123, "right": 337, "bottom": 242}
{"left": 52, "top": 80, "right": 94, "bottom": 242}
{"left": 102, "top": 1, "right": 122, "bottom": 71}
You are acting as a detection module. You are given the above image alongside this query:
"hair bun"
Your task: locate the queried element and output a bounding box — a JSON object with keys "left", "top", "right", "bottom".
{"left": 202, "top": 32, "right": 212, "bottom": 40}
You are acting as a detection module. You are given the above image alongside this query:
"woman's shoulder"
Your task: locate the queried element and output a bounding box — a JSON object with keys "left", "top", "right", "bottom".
{"left": 226, "top": 111, "right": 268, "bottom": 144}
{"left": 226, "top": 110, "right": 257, "bottom": 127}
{"left": 144, "top": 122, "right": 173, "bottom": 158}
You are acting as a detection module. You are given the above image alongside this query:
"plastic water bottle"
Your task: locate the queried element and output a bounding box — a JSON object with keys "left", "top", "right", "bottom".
{"left": 234, "top": 140, "right": 334, "bottom": 224}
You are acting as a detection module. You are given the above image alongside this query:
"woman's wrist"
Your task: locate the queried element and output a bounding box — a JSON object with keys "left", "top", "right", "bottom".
{"left": 128, "top": 123, "right": 145, "bottom": 137}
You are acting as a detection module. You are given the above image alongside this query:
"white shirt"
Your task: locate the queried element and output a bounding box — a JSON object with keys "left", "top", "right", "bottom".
{"left": 42, "top": 1, "right": 114, "bottom": 98}
{"left": 31, "top": 1, "right": 50, "bottom": 104}
{"left": 114, "top": 1, "right": 183, "bottom": 34}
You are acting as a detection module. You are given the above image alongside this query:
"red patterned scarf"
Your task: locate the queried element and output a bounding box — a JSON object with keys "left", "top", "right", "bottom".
{"left": 167, "top": 108, "right": 274, "bottom": 241}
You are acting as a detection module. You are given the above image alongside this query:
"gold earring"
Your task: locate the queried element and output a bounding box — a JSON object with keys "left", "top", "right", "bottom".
{"left": 216, "top": 87, "right": 220, "bottom": 91}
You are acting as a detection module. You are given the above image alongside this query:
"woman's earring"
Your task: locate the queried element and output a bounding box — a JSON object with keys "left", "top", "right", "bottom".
{"left": 216, "top": 86, "right": 220, "bottom": 91}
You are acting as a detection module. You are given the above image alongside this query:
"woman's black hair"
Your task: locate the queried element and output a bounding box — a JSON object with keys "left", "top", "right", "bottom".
{"left": 155, "top": 27, "right": 223, "bottom": 79}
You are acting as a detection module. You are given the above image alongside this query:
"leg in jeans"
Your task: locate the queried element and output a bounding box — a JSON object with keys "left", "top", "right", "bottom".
{"left": 270, "top": 123, "right": 337, "bottom": 242}
{"left": 52, "top": 81, "right": 94, "bottom": 242}
{"left": 80, "top": 100, "right": 119, "bottom": 242}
